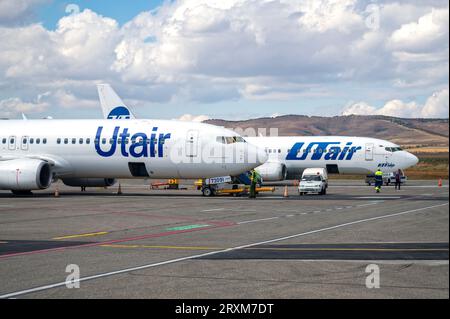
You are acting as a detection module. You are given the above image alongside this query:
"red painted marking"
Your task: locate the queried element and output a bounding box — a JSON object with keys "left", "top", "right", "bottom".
{"left": 0, "top": 220, "right": 237, "bottom": 259}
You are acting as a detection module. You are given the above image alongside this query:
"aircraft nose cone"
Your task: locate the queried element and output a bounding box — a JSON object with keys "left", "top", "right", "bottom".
{"left": 409, "top": 152, "right": 419, "bottom": 166}
{"left": 256, "top": 146, "right": 268, "bottom": 165}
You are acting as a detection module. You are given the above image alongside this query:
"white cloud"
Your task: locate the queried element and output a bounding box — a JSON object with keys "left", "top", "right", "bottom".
{"left": 0, "top": 0, "right": 47, "bottom": 26}
{"left": 421, "top": 88, "right": 449, "bottom": 118}
{"left": 0, "top": 0, "right": 448, "bottom": 118}
{"left": 176, "top": 114, "right": 210, "bottom": 122}
{"left": 388, "top": 8, "right": 449, "bottom": 53}
{"left": 342, "top": 88, "right": 449, "bottom": 118}
{"left": 0, "top": 95, "right": 48, "bottom": 118}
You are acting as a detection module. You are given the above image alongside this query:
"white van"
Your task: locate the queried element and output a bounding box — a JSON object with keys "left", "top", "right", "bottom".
{"left": 298, "top": 168, "right": 328, "bottom": 195}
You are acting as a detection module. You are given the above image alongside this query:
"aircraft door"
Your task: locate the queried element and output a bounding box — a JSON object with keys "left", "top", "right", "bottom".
{"left": 365, "top": 143, "right": 373, "bottom": 161}
{"left": 8, "top": 136, "right": 16, "bottom": 151}
{"left": 186, "top": 130, "right": 199, "bottom": 158}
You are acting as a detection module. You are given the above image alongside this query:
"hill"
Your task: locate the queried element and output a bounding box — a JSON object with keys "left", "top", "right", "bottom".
{"left": 205, "top": 115, "right": 449, "bottom": 147}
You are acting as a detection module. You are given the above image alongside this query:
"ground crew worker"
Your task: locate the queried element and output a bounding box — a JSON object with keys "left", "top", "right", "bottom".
{"left": 374, "top": 168, "right": 383, "bottom": 193}
{"left": 394, "top": 169, "right": 402, "bottom": 190}
{"left": 249, "top": 169, "right": 259, "bottom": 199}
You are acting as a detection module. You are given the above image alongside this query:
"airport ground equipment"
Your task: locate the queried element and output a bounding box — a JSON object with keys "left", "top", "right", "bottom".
{"left": 151, "top": 179, "right": 180, "bottom": 189}
{"left": 298, "top": 168, "right": 328, "bottom": 195}
{"left": 197, "top": 175, "right": 274, "bottom": 197}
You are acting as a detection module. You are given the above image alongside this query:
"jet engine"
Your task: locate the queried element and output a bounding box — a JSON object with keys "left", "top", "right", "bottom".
{"left": 255, "top": 161, "right": 287, "bottom": 181}
{"left": 0, "top": 159, "right": 52, "bottom": 191}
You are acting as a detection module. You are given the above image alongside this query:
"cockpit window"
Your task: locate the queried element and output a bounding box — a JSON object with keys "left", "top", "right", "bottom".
{"left": 385, "top": 147, "right": 403, "bottom": 152}
{"left": 216, "top": 136, "right": 246, "bottom": 144}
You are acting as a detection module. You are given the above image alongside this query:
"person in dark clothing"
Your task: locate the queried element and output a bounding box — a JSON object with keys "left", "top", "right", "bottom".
{"left": 394, "top": 169, "right": 402, "bottom": 190}
{"left": 249, "top": 169, "right": 260, "bottom": 199}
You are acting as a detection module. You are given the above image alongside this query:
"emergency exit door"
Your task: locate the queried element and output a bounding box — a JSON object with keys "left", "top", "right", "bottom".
{"left": 186, "top": 130, "right": 199, "bottom": 157}
{"left": 365, "top": 143, "right": 374, "bottom": 161}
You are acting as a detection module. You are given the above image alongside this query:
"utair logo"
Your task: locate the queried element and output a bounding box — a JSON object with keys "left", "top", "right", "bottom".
{"left": 107, "top": 106, "right": 131, "bottom": 119}
{"left": 286, "top": 142, "right": 362, "bottom": 161}
{"left": 95, "top": 126, "right": 171, "bottom": 158}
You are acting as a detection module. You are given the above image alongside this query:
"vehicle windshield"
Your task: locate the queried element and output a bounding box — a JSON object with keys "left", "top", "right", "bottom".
{"left": 216, "top": 136, "right": 247, "bottom": 144}
{"left": 302, "top": 175, "right": 322, "bottom": 182}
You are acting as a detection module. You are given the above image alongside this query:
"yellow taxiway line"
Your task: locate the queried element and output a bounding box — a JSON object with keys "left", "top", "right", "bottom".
{"left": 53, "top": 231, "right": 109, "bottom": 240}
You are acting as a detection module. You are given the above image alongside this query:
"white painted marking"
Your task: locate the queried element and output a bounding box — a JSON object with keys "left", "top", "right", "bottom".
{"left": 238, "top": 217, "right": 280, "bottom": 224}
{"left": 286, "top": 215, "right": 294, "bottom": 217}
{"left": 336, "top": 207, "right": 343, "bottom": 210}
{"left": 1, "top": 202, "right": 447, "bottom": 299}
{"left": 357, "top": 196, "right": 402, "bottom": 199}
{"left": 357, "top": 202, "right": 384, "bottom": 207}
{"left": 201, "top": 208, "right": 225, "bottom": 212}
{"left": 313, "top": 211, "right": 321, "bottom": 213}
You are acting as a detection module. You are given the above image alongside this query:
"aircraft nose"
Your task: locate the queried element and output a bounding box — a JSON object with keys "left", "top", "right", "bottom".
{"left": 256, "top": 146, "right": 268, "bottom": 165}
{"left": 408, "top": 152, "right": 419, "bottom": 167}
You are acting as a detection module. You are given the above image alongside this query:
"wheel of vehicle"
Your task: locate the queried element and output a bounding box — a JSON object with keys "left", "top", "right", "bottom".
{"left": 202, "top": 187, "right": 214, "bottom": 197}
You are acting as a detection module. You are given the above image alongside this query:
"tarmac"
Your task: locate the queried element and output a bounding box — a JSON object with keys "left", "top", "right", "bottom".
{"left": 0, "top": 179, "right": 448, "bottom": 298}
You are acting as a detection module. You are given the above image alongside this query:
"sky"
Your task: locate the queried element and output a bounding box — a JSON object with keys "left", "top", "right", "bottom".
{"left": 0, "top": 0, "right": 448, "bottom": 120}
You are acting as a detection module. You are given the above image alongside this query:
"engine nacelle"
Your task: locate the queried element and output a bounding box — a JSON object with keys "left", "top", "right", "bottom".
{"left": 0, "top": 159, "right": 52, "bottom": 190}
{"left": 255, "top": 162, "right": 287, "bottom": 181}
{"left": 62, "top": 178, "right": 116, "bottom": 188}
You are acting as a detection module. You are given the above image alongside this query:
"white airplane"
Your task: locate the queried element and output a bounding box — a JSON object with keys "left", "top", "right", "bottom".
{"left": 246, "top": 136, "right": 419, "bottom": 181}
{"left": 0, "top": 119, "right": 267, "bottom": 195}
{"left": 97, "top": 84, "right": 419, "bottom": 182}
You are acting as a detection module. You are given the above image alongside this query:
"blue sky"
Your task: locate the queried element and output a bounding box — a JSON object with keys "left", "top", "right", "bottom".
{"left": 0, "top": 0, "right": 448, "bottom": 120}
{"left": 37, "top": 0, "right": 166, "bottom": 29}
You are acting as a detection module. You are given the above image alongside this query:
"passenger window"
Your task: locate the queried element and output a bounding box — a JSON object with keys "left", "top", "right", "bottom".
{"left": 79, "top": 138, "right": 83, "bottom": 144}
{"left": 86, "top": 138, "right": 90, "bottom": 144}
{"left": 30, "top": 138, "right": 34, "bottom": 144}
{"left": 2, "top": 138, "right": 6, "bottom": 144}
{"left": 64, "top": 138, "right": 68, "bottom": 144}
{"left": 57, "top": 138, "right": 61, "bottom": 144}
{"left": 43, "top": 138, "right": 47, "bottom": 144}
{"left": 102, "top": 138, "right": 106, "bottom": 144}
{"left": 36, "top": 138, "right": 40, "bottom": 144}
{"left": 71, "top": 138, "right": 76, "bottom": 144}
{"left": 22, "top": 138, "right": 27, "bottom": 144}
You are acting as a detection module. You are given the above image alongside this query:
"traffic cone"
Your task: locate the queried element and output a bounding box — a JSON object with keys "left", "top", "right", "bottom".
{"left": 54, "top": 186, "right": 60, "bottom": 197}
{"left": 283, "top": 185, "right": 289, "bottom": 198}
{"left": 117, "top": 183, "right": 123, "bottom": 195}
{"left": 438, "top": 178, "right": 443, "bottom": 187}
